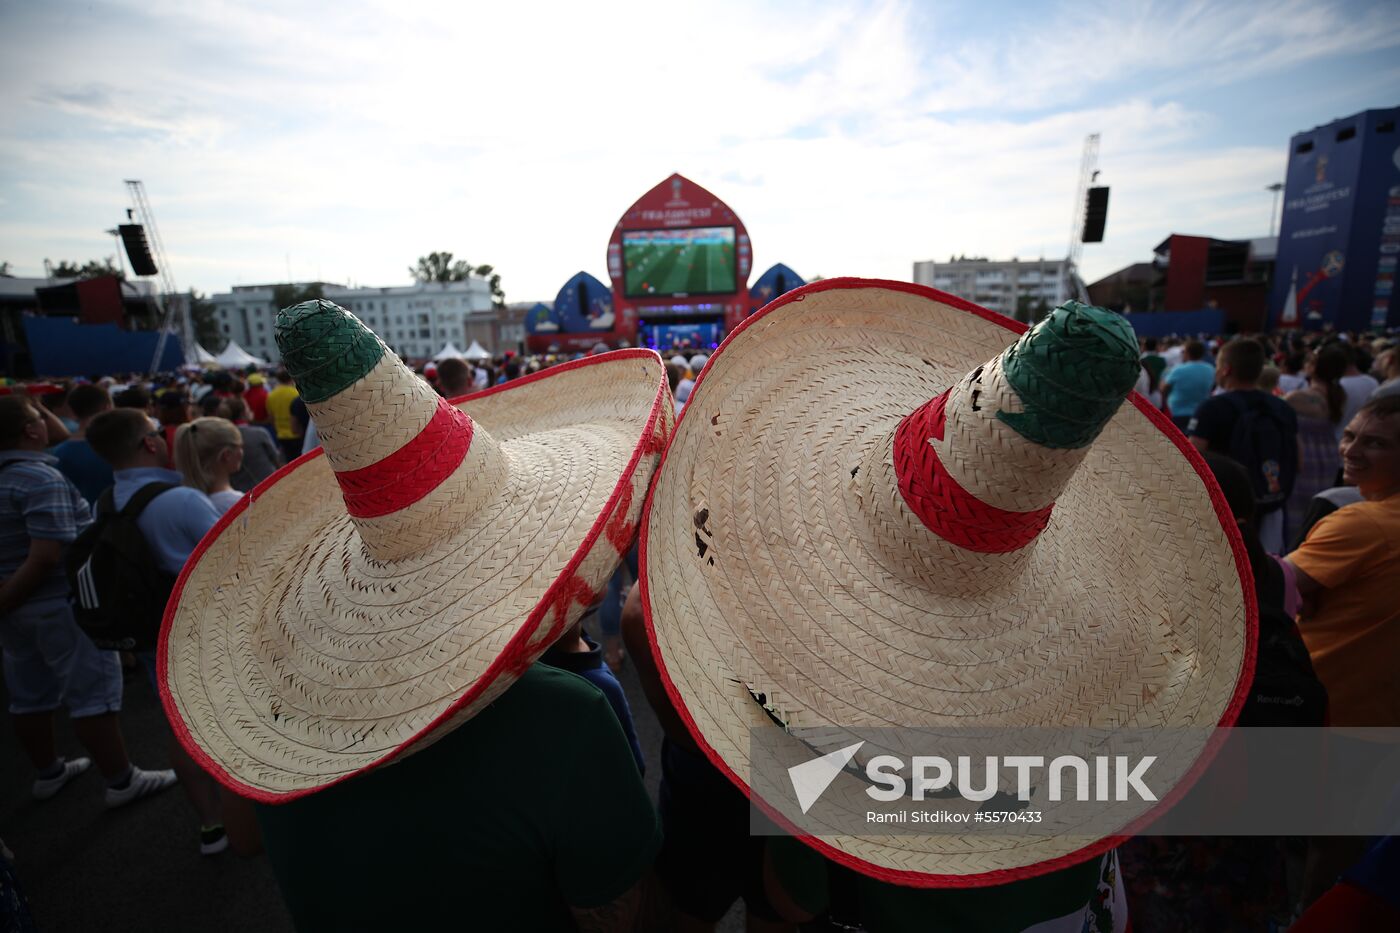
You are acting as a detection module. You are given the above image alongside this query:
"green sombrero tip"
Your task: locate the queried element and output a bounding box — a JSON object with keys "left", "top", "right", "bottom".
{"left": 997, "top": 300, "right": 1142, "bottom": 450}
{"left": 274, "top": 299, "right": 387, "bottom": 404}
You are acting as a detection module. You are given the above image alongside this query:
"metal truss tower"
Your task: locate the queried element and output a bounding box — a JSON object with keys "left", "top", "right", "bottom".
{"left": 125, "top": 180, "right": 187, "bottom": 373}
{"left": 1066, "top": 134, "right": 1100, "bottom": 300}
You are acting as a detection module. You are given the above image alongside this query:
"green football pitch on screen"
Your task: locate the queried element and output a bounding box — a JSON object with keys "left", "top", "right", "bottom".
{"left": 624, "top": 227, "right": 736, "bottom": 297}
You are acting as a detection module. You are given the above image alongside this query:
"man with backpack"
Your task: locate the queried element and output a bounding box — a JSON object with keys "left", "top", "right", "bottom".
{"left": 1189, "top": 337, "right": 1300, "bottom": 553}
{"left": 0, "top": 396, "right": 175, "bottom": 807}
{"left": 85, "top": 408, "right": 227, "bottom": 854}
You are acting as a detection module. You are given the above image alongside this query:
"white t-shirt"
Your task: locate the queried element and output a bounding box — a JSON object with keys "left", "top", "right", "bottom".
{"left": 210, "top": 488, "right": 244, "bottom": 515}
{"left": 1133, "top": 365, "right": 1161, "bottom": 408}
{"left": 1338, "top": 374, "right": 1380, "bottom": 439}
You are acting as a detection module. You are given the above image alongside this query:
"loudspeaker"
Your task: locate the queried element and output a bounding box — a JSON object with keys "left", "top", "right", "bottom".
{"left": 1082, "top": 187, "right": 1110, "bottom": 243}
{"left": 118, "top": 224, "right": 158, "bottom": 276}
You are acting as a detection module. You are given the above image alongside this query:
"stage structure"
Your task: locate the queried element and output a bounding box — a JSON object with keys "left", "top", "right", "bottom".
{"left": 526, "top": 173, "right": 784, "bottom": 352}
{"left": 608, "top": 173, "right": 751, "bottom": 351}
{"left": 1270, "top": 107, "right": 1400, "bottom": 331}
{"left": 1066, "top": 134, "right": 1105, "bottom": 300}
{"left": 122, "top": 180, "right": 189, "bottom": 372}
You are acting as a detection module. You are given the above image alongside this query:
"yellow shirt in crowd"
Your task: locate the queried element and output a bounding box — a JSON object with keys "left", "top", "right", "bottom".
{"left": 1291, "top": 491, "right": 1400, "bottom": 726}
{"left": 265, "top": 384, "right": 301, "bottom": 440}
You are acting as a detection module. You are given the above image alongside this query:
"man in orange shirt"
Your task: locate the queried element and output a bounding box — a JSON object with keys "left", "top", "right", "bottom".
{"left": 1286, "top": 393, "right": 1400, "bottom": 726}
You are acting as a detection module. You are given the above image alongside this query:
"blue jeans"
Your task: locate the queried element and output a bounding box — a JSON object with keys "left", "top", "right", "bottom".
{"left": 0, "top": 599, "right": 122, "bottom": 717}
{"left": 598, "top": 545, "right": 639, "bottom": 638}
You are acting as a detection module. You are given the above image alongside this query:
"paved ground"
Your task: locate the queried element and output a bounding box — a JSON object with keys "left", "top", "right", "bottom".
{"left": 2, "top": 645, "right": 742, "bottom": 932}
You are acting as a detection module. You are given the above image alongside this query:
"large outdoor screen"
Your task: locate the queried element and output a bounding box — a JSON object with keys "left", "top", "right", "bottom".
{"left": 623, "top": 227, "right": 736, "bottom": 298}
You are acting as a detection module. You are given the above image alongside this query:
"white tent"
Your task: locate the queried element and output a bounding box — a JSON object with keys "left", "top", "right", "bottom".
{"left": 215, "top": 340, "right": 267, "bottom": 368}
{"left": 463, "top": 340, "right": 491, "bottom": 361}
{"left": 187, "top": 343, "right": 219, "bottom": 367}
{"left": 433, "top": 341, "right": 464, "bottom": 361}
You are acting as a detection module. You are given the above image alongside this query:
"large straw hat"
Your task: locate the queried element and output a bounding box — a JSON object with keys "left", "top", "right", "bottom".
{"left": 641, "top": 279, "right": 1255, "bottom": 887}
{"left": 160, "top": 300, "right": 672, "bottom": 802}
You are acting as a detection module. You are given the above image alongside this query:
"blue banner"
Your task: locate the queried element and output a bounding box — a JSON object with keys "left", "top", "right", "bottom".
{"left": 1271, "top": 108, "right": 1400, "bottom": 331}
{"left": 23, "top": 316, "right": 184, "bottom": 376}
{"left": 1119, "top": 309, "right": 1224, "bottom": 339}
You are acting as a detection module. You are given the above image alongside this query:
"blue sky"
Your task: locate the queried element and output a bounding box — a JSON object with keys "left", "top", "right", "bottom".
{"left": 1, "top": 0, "right": 1398, "bottom": 303}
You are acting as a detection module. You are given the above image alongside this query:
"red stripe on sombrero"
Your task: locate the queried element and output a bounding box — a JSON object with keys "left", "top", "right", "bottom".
{"left": 893, "top": 389, "right": 1053, "bottom": 553}
{"left": 334, "top": 397, "right": 474, "bottom": 518}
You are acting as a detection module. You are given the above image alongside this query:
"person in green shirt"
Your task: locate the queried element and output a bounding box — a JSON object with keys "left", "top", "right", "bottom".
{"left": 247, "top": 664, "right": 664, "bottom": 932}
{"left": 158, "top": 299, "right": 678, "bottom": 932}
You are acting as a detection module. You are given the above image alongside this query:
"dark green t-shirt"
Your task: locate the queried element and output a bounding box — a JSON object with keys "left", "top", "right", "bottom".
{"left": 256, "top": 664, "right": 661, "bottom": 932}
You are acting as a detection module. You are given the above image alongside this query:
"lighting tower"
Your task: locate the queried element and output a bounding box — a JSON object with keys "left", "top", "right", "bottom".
{"left": 1066, "top": 134, "right": 1100, "bottom": 300}
{"left": 124, "top": 180, "right": 187, "bottom": 373}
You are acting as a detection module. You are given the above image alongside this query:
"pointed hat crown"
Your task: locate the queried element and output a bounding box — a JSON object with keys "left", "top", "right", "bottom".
{"left": 276, "top": 299, "right": 505, "bottom": 562}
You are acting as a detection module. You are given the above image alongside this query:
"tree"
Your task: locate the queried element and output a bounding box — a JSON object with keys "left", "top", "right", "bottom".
{"left": 47, "top": 257, "right": 123, "bottom": 279}
{"left": 409, "top": 251, "right": 475, "bottom": 284}
{"left": 189, "top": 289, "right": 222, "bottom": 350}
{"left": 474, "top": 264, "right": 505, "bottom": 308}
{"left": 410, "top": 252, "right": 505, "bottom": 308}
{"left": 272, "top": 282, "right": 324, "bottom": 310}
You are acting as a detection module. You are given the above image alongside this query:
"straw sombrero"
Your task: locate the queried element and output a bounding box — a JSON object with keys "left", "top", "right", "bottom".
{"left": 641, "top": 279, "right": 1256, "bottom": 887}
{"left": 159, "top": 300, "right": 672, "bottom": 802}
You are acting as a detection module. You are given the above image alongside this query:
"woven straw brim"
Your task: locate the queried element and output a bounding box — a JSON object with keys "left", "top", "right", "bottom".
{"left": 162, "top": 352, "right": 672, "bottom": 801}
{"left": 642, "top": 281, "right": 1252, "bottom": 886}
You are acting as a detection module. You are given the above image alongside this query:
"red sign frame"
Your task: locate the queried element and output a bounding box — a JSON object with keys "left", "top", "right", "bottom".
{"left": 607, "top": 173, "right": 752, "bottom": 344}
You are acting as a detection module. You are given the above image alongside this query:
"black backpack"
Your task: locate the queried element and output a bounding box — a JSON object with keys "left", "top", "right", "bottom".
{"left": 1237, "top": 557, "right": 1328, "bottom": 727}
{"left": 66, "top": 482, "right": 179, "bottom": 651}
{"left": 1224, "top": 392, "right": 1297, "bottom": 511}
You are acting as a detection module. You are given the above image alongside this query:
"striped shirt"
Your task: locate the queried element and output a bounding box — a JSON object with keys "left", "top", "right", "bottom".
{"left": 0, "top": 449, "right": 92, "bottom": 606}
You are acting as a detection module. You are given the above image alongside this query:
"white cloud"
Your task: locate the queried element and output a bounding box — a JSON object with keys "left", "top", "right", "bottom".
{"left": 0, "top": 0, "right": 1395, "bottom": 302}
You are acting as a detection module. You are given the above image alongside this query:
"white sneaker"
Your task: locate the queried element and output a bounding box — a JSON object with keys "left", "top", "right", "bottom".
{"left": 32, "top": 757, "right": 92, "bottom": 800}
{"left": 199, "top": 825, "right": 229, "bottom": 856}
{"left": 104, "top": 767, "right": 178, "bottom": 808}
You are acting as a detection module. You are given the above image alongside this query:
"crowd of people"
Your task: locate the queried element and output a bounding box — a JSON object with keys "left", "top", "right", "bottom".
{"left": 1116, "top": 328, "right": 1400, "bottom": 929}
{"left": 1, "top": 310, "right": 1398, "bottom": 931}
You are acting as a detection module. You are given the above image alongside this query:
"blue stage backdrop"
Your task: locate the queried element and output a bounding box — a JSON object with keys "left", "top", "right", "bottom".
{"left": 1270, "top": 107, "right": 1400, "bottom": 332}
{"left": 552, "top": 272, "right": 615, "bottom": 334}
{"left": 748, "top": 263, "right": 805, "bottom": 315}
{"left": 1119, "top": 309, "right": 1225, "bottom": 339}
{"left": 642, "top": 322, "right": 723, "bottom": 350}
{"left": 523, "top": 302, "right": 563, "bottom": 336}
{"left": 23, "top": 317, "right": 184, "bottom": 376}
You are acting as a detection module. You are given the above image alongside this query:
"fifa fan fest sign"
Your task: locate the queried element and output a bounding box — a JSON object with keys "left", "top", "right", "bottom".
{"left": 1271, "top": 107, "right": 1400, "bottom": 332}
{"left": 607, "top": 173, "right": 753, "bottom": 348}
{"left": 524, "top": 173, "right": 754, "bottom": 352}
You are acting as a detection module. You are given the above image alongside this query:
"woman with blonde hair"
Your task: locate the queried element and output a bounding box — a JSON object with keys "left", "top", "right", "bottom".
{"left": 173, "top": 417, "right": 245, "bottom": 515}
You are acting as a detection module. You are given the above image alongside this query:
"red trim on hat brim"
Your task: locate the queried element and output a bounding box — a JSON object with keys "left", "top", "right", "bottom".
{"left": 638, "top": 276, "right": 1258, "bottom": 889}
{"left": 158, "top": 348, "right": 671, "bottom": 804}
